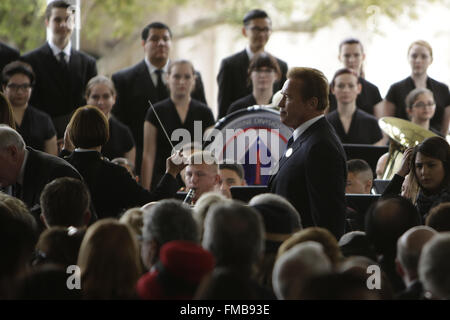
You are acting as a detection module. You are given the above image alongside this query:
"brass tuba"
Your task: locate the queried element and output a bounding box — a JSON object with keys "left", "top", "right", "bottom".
{"left": 378, "top": 117, "right": 438, "bottom": 180}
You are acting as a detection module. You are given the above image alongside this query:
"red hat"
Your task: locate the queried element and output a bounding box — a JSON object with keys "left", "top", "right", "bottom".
{"left": 137, "top": 240, "right": 215, "bottom": 300}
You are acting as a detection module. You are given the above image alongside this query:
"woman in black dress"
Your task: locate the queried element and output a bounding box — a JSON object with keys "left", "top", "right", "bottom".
{"left": 141, "top": 60, "right": 215, "bottom": 191}
{"left": 379, "top": 40, "right": 450, "bottom": 135}
{"left": 85, "top": 75, "right": 136, "bottom": 167}
{"left": 227, "top": 53, "right": 281, "bottom": 115}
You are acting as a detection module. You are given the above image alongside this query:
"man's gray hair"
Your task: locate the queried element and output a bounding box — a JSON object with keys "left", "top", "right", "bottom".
{"left": 202, "top": 202, "right": 264, "bottom": 268}
{"left": 0, "top": 124, "right": 25, "bottom": 150}
{"left": 142, "top": 199, "right": 199, "bottom": 245}
{"left": 272, "top": 241, "right": 331, "bottom": 299}
{"left": 249, "top": 193, "right": 302, "bottom": 230}
{"left": 418, "top": 232, "right": 450, "bottom": 299}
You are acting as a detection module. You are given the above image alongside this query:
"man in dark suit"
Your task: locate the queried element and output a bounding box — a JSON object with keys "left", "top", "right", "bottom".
{"left": 268, "top": 67, "right": 347, "bottom": 239}
{"left": 21, "top": 0, "right": 97, "bottom": 139}
{"left": 217, "top": 9, "right": 288, "bottom": 119}
{"left": 112, "top": 22, "right": 207, "bottom": 176}
{"left": 0, "top": 41, "right": 20, "bottom": 73}
{"left": 0, "top": 124, "right": 81, "bottom": 212}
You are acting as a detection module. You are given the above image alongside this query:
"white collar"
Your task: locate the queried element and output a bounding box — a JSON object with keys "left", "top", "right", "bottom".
{"left": 48, "top": 40, "right": 71, "bottom": 58}
{"left": 144, "top": 57, "right": 169, "bottom": 74}
{"left": 292, "top": 115, "right": 324, "bottom": 141}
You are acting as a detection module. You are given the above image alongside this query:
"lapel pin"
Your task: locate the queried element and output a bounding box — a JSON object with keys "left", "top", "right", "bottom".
{"left": 285, "top": 148, "right": 293, "bottom": 158}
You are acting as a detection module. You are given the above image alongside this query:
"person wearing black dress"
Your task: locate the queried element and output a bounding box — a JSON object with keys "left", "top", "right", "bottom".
{"left": 377, "top": 40, "right": 450, "bottom": 135}
{"left": 328, "top": 38, "right": 382, "bottom": 115}
{"left": 141, "top": 60, "right": 215, "bottom": 191}
{"left": 326, "top": 68, "right": 383, "bottom": 145}
{"left": 227, "top": 52, "right": 281, "bottom": 115}
{"left": 2, "top": 61, "right": 57, "bottom": 154}
{"left": 85, "top": 75, "right": 136, "bottom": 167}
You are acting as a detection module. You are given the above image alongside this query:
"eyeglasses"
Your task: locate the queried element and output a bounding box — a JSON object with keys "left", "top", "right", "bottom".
{"left": 253, "top": 68, "right": 274, "bottom": 74}
{"left": 6, "top": 83, "right": 32, "bottom": 91}
{"left": 248, "top": 26, "right": 271, "bottom": 33}
{"left": 413, "top": 101, "right": 435, "bottom": 109}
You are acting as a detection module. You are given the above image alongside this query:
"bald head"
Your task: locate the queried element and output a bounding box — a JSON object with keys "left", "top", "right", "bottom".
{"left": 397, "top": 226, "right": 437, "bottom": 278}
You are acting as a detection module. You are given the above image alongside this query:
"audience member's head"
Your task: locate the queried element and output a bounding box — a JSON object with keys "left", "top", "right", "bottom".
{"left": 77, "top": 219, "right": 141, "bottom": 299}
{"left": 0, "top": 200, "right": 37, "bottom": 298}
{"left": 185, "top": 151, "right": 220, "bottom": 204}
{"left": 418, "top": 232, "right": 450, "bottom": 299}
{"left": 137, "top": 240, "right": 215, "bottom": 300}
{"left": 426, "top": 202, "right": 450, "bottom": 232}
{"left": 119, "top": 207, "right": 144, "bottom": 238}
{"left": 272, "top": 241, "right": 332, "bottom": 299}
{"left": 193, "top": 192, "right": 229, "bottom": 241}
{"left": 277, "top": 227, "right": 342, "bottom": 266}
{"left": 16, "top": 264, "right": 81, "bottom": 300}
{"left": 338, "top": 231, "right": 377, "bottom": 261}
{"left": 0, "top": 124, "right": 26, "bottom": 188}
{"left": 346, "top": 159, "right": 373, "bottom": 194}
{"left": 218, "top": 162, "right": 246, "bottom": 199}
{"left": 141, "top": 199, "right": 198, "bottom": 270}
{"left": 396, "top": 226, "right": 437, "bottom": 286}
{"left": 365, "top": 196, "right": 422, "bottom": 257}
{"left": 202, "top": 202, "right": 264, "bottom": 273}
{"left": 67, "top": 105, "right": 109, "bottom": 149}
{"left": 40, "top": 177, "right": 91, "bottom": 228}
{"left": 34, "top": 226, "right": 86, "bottom": 268}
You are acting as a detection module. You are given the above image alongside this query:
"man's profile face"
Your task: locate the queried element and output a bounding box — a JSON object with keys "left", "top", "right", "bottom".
{"left": 346, "top": 172, "right": 370, "bottom": 194}
{"left": 278, "top": 79, "right": 311, "bottom": 129}
{"left": 219, "top": 168, "right": 246, "bottom": 199}
{"left": 143, "top": 28, "right": 172, "bottom": 64}
{"left": 185, "top": 163, "right": 219, "bottom": 203}
{"left": 243, "top": 18, "right": 272, "bottom": 53}
{"left": 46, "top": 7, "right": 74, "bottom": 44}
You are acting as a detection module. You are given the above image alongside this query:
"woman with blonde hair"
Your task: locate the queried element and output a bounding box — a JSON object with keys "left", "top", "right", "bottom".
{"left": 77, "top": 219, "right": 141, "bottom": 299}
{"left": 0, "top": 92, "right": 15, "bottom": 128}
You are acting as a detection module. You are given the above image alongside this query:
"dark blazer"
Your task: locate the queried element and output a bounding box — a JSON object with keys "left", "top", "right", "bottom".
{"left": 65, "top": 151, "right": 179, "bottom": 219}
{"left": 111, "top": 60, "right": 207, "bottom": 173}
{"left": 21, "top": 43, "right": 97, "bottom": 135}
{"left": 0, "top": 41, "right": 20, "bottom": 73}
{"left": 268, "top": 117, "right": 347, "bottom": 239}
{"left": 217, "top": 49, "right": 288, "bottom": 119}
{"left": 21, "top": 147, "right": 82, "bottom": 210}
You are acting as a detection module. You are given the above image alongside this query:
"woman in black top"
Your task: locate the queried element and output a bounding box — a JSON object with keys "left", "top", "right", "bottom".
{"left": 328, "top": 38, "right": 382, "bottom": 115}
{"left": 326, "top": 68, "right": 383, "bottom": 145}
{"left": 227, "top": 53, "right": 281, "bottom": 115}
{"left": 85, "top": 75, "right": 136, "bottom": 166}
{"left": 380, "top": 40, "right": 450, "bottom": 135}
{"left": 141, "top": 60, "right": 215, "bottom": 191}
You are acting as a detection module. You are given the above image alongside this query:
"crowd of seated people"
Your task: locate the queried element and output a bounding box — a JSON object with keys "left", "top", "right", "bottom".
{"left": 1, "top": 0, "right": 450, "bottom": 301}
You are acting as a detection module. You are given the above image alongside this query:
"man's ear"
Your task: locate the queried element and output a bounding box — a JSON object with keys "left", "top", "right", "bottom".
{"left": 365, "top": 179, "right": 373, "bottom": 194}
{"left": 242, "top": 26, "right": 248, "bottom": 38}
{"left": 45, "top": 19, "right": 50, "bottom": 28}
{"left": 40, "top": 213, "right": 49, "bottom": 229}
{"left": 308, "top": 97, "right": 319, "bottom": 110}
{"left": 395, "top": 258, "right": 405, "bottom": 278}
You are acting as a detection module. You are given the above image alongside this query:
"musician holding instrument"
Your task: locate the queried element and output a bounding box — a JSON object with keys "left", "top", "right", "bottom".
{"left": 227, "top": 53, "right": 281, "bottom": 115}
{"left": 326, "top": 68, "right": 383, "bottom": 145}
{"left": 141, "top": 60, "right": 215, "bottom": 191}
{"left": 405, "top": 87, "right": 442, "bottom": 136}
{"left": 383, "top": 136, "right": 450, "bottom": 222}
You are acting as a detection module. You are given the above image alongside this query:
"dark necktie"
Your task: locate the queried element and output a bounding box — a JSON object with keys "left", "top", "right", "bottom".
{"left": 286, "top": 136, "right": 294, "bottom": 149}
{"left": 58, "top": 52, "right": 68, "bottom": 69}
{"left": 154, "top": 69, "right": 168, "bottom": 101}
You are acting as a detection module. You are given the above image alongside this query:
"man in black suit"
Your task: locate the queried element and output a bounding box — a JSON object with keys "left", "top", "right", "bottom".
{"left": 112, "top": 22, "right": 207, "bottom": 176}
{"left": 0, "top": 124, "right": 81, "bottom": 212}
{"left": 268, "top": 67, "right": 347, "bottom": 239}
{"left": 217, "top": 9, "right": 288, "bottom": 119}
{"left": 21, "top": 0, "right": 97, "bottom": 139}
{"left": 0, "top": 41, "right": 20, "bottom": 73}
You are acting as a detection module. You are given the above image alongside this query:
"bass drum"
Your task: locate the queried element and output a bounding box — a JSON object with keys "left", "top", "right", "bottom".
{"left": 204, "top": 106, "right": 293, "bottom": 185}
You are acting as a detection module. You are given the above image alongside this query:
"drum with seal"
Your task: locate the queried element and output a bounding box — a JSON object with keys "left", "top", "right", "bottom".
{"left": 204, "top": 106, "right": 293, "bottom": 185}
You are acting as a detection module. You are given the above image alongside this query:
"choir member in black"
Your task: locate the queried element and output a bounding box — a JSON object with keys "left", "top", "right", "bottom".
{"left": 227, "top": 53, "right": 281, "bottom": 115}
{"left": 377, "top": 40, "right": 450, "bottom": 135}
{"left": 328, "top": 38, "right": 382, "bottom": 115}
{"left": 405, "top": 88, "right": 442, "bottom": 136}
{"left": 1, "top": 61, "right": 57, "bottom": 155}
{"left": 326, "top": 68, "right": 383, "bottom": 145}
{"left": 85, "top": 75, "right": 136, "bottom": 166}
{"left": 141, "top": 60, "right": 215, "bottom": 191}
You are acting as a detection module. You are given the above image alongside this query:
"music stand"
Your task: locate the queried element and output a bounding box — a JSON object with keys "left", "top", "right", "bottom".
{"left": 343, "top": 144, "right": 388, "bottom": 175}
{"left": 230, "top": 186, "right": 269, "bottom": 203}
